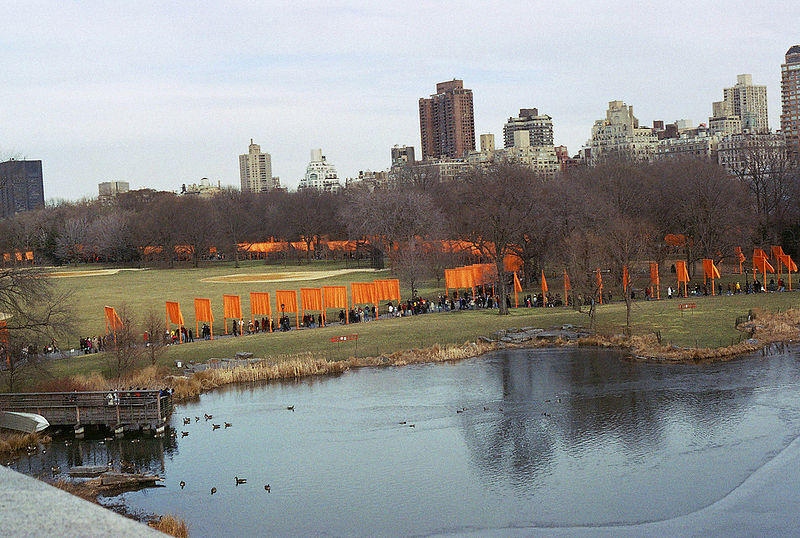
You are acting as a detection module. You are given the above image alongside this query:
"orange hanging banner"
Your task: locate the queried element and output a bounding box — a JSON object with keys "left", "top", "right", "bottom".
{"left": 374, "top": 279, "right": 401, "bottom": 302}
{"left": 702, "top": 259, "right": 720, "bottom": 295}
{"left": 194, "top": 298, "right": 214, "bottom": 340}
{"left": 301, "top": 288, "right": 323, "bottom": 311}
{"left": 104, "top": 306, "right": 123, "bottom": 336}
{"left": 622, "top": 266, "right": 630, "bottom": 295}
{"left": 323, "top": 285, "right": 349, "bottom": 324}
{"left": 276, "top": 290, "right": 299, "bottom": 330}
{"left": 301, "top": 288, "right": 325, "bottom": 326}
{"left": 540, "top": 270, "right": 548, "bottom": 306}
{"left": 563, "top": 269, "right": 571, "bottom": 307}
{"left": 735, "top": 247, "right": 745, "bottom": 274}
{"left": 676, "top": 261, "right": 690, "bottom": 298}
{"left": 753, "top": 256, "right": 775, "bottom": 276}
{"left": 223, "top": 295, "right": 242, "bottom": 334}
{"left": 649, "top": 262, "right": 660, "bottom": 299}
{"left": 351, "top": 282, "right": 377, "bottom": 305}
{"left": 249, "top": 292, "right": 273, "bottom": 331}
{"left": 596, "top": 269, "right": 603, "bottom": 304}
{"left": 513, "top": 271, "right": 522, "bottom": 308}
{"left": 223, "top": 295, "right": 242, "bottom": 319}
{"left": 351, "top": 282, "right": 379, "bottom": 319}
{"left": 780, "top": 254, "right": 797, "bottom": 290}
{"left": 165, "top": 301, "right": 185, "bottom": 343}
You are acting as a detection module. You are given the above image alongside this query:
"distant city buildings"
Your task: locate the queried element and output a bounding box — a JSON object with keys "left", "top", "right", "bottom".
{"left": 299, "top": 149, "right": 342, "bottom": 192}
{"left": 0, "top": 160, "right": 44, "bottom": 218}
{"left": 717, "top": 74, "right": 769, "bottom": 133}
{"left": 390, "top": 145, "right": 416, "bottom": 167}
{"left": 419, "top": 79, "right": 475, "bottom": 159}
{"left": 503, "top": 108, "right": 554, "bottom": 148}
{"left": 781, "top": 45, "right": 800, "bottom": 154}
{"left": 98, "top": 180, "right": 129, "bottom": 200}
{"left": 587, "top": 101, "right": 658, "bottom": 165}
{"left": 239, "top": 139, "right": 280, "bottom": 192}
{"left": 181, "top": 177, "right": 222, "bottom": 198}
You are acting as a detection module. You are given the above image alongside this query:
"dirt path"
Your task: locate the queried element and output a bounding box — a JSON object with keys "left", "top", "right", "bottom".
{"left": 200, "top": 268, "right": 378, "bottom": 283}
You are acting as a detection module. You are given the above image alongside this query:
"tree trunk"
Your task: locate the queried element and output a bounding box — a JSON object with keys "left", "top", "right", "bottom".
{"left": 233, "top": 243, "right": 240, "bottom": 269}
{"left": 496, "top": 259, "right": 509, "bottom": 315}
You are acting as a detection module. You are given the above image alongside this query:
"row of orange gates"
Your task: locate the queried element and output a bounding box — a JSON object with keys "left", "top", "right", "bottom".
{"left": 442, "top": 247, "right": 799, "bottom": 304}
{"left": 103, "top": 279, "right": 401, "bottom": 343}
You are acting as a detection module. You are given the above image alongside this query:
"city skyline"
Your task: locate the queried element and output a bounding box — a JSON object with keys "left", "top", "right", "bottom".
{"left": 1, "top": 2, "right": 799, "bottom": 200}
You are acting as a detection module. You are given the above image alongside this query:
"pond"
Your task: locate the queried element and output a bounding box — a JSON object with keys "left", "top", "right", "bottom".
{"left": 12, "top": 347, "right": 800, "bottom": 536}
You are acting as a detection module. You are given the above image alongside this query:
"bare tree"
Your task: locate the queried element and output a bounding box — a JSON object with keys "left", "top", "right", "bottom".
{"left": 449, "top": 163, "right": 539, "bottom": 314}
{"left": 141, "top": 308, "right": 167, "bottom": 367}
{"left": 213, "top": 189, "right": 255, "bottom": 268}
{"left": 107, "top": 305, "right": 144, "bottom": 382}
{"left": 390, "top": 237, "right": 431, "bottom": 297}
{"left": 0, "top": 267, "right": 72, "bottom": 391}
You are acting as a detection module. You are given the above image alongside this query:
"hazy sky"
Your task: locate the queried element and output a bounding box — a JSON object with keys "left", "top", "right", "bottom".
{"left": 1, "top": 1, "right": 799, "bottom": 200}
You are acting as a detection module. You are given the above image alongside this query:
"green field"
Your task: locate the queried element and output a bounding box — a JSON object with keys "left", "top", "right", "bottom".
{"left": 36, "top": 260, "right": 800, "bottom": 384}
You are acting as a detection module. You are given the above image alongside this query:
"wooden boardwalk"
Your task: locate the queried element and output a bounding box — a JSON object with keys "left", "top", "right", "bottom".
{"left": 0, "top": 390, "right": 172, "bottom": 430}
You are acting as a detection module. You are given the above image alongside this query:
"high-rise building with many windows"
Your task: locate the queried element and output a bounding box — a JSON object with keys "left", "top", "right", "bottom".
{"left": 0, "top": 160, "right": 44, "bottom": 218}
{"left": 781, "top": 45, "right": 800, "bottom": 155}
{"left": 502, "top": 108, "right": 554, "bottom": 148}
{"left": 419, "top": 80, "right": 475, "bottom": 160}
{"left": 239, "top": 139, "right": 280, "bottom": 192}
{"left": 715, "top": 74, "right": 769, "bottom": 133}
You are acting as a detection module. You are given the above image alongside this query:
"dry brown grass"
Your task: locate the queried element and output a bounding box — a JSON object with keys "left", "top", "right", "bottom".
{"left": 572, "top": 307, "right": 800, "bottom": 362}
{"left": 0, "top": 431, "right": 52, "bottom": 457}
{"left": 42, "top": 342, "right": 497, "bottom": 402}
{"left": 149, "top": 514, "right": 189, "bottom": 538}
{"left": 40, "top": 365, "right": 171, "bottom": 393}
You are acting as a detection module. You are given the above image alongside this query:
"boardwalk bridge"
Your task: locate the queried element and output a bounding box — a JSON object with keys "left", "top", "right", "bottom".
{"left": 0, "top": 390, "right": 172, "bottom": 434}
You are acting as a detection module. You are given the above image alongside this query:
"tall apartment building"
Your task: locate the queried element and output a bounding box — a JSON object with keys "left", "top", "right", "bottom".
{"left": 715, "top": 74, "right": 769, "bottom": 133}
{"left": 419, "top": 79, "right": 475, "bottom": 159}
{"left": 0, "top": 160, "right": 44, "bottom": 218}
{"left": 587, "top": 101, "right": 657, "bottom": 165}
{"left": 298, "top": 149, "right": 342, "bottom": 192}
{"left": 239, "top": 139, "right": 280, "bottom": 192}
{"left": 502, "top": 108, "right": 554, "bottom": 148}
{"left": 781, "top": 45, "right": 800, "bottom": 154}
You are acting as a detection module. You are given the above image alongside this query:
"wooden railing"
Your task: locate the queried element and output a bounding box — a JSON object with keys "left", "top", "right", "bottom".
{"left": 0, "top": 390, "right": 172, "bottom": 428}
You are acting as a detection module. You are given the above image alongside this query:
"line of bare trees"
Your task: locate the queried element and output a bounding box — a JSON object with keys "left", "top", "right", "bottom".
{"left": 1, "top": 155, "right": 798, "bottom": 309}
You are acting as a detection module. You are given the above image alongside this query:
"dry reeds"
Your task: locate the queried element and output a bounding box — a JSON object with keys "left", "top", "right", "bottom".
{"left": 0, "top": 431, "right": 52, "bottom": 457}
{"left": 40, "top": 342, "right": 498, "bottom": 403}
{"left": 149, "top": 514, "right": 189, "bottom": 538}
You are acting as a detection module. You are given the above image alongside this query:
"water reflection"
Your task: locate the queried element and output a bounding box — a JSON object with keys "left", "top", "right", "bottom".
{"left": 9, "top": 347, "right": 800, "bottom": 535}
{"left": 11, "top": 431, "right": 178, "bottom": 481}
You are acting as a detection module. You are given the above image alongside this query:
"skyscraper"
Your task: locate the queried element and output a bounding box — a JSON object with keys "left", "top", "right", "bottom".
{"left": 0, "top": 160, "right": 44, "bottom": 218}
{"left": 781, "top": 45, "right": 800, "bottom": 155}
{"left": 239, "top": 139, "right": 280, "bottom": 192}
{"left": 419, "top": 79, "right": 475, "bottom": 160}
{"left": 502, "top": 108, "right": 554, "bottom": 148}
{"left": 717, "top": 74, "right": 769, "bottom": 133}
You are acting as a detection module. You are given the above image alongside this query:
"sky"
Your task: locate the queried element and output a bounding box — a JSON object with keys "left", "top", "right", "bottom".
{"left": 1, "top": 1, "right": 799, "bottom": 200}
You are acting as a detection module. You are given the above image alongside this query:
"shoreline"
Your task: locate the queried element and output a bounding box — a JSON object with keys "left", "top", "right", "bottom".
{"left": 36, "top": 307, "right": 799, "bottom": 403}
{"left": 8, "top": 308, "right": 797, "bottom": 535}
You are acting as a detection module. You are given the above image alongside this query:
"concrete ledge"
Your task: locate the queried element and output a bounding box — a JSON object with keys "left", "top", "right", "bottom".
{"left": 0, "top": 465, "right": 161, "bottom": 537}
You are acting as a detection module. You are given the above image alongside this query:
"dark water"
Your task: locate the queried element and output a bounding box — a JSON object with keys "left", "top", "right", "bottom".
{"left": 12, "top": 347, "right": 800, "bottom": 536}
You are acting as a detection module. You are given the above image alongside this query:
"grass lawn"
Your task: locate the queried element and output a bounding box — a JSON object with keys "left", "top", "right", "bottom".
{"left": 29, "top": 259, "right": 800, "bottom": 387}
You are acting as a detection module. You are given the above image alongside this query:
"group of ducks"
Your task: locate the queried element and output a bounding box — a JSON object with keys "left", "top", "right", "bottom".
{"left": 175, "top": 408, "right": 296, "bottom": 494}
{"left": 178, "top": 413, "right": 233, "bottom": 437}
